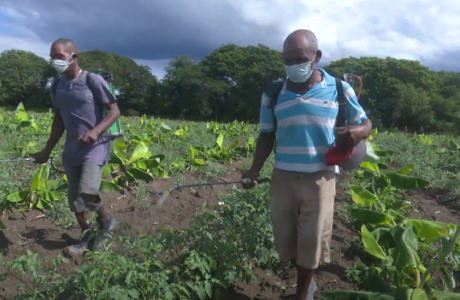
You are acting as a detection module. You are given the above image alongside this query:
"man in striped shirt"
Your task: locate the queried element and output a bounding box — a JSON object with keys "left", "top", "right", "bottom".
{"left": 243, "top": 29, "right": 372, "bottom": 300}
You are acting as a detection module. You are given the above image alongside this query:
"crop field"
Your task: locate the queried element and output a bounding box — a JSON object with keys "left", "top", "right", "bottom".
{"left": 1, "top": 104, "right": 460, "bottom": 300}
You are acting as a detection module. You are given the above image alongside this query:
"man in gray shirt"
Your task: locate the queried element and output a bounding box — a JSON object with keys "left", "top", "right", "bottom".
{"left": 32, "top": 38, "right": 121, "bottom": 256}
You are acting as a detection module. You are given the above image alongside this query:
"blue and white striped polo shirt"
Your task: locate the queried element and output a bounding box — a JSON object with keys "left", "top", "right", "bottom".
{"left": 259, "top": 68, "right": 367, "bottom": 173}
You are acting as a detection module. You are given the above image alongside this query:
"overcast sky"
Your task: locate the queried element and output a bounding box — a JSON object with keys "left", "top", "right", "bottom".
{"left": 1, "top": 0, "right": 459, "bottom": 79}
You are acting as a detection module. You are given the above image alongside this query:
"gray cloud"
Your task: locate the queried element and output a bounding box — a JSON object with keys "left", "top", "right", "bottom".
{"left": 1, "top": 0, "right": 460, "bottom": 77}
{"left": 3, "top": 0, "right": 286, "bottom": 61}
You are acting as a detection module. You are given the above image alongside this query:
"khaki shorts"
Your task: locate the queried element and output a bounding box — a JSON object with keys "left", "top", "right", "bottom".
{"left": 64, "top": 163, "right": 103, "bottom": 213}
{"left": 270, "top": 168, "right": 336, "bottom": 269}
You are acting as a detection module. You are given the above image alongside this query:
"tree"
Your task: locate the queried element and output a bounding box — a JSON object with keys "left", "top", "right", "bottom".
{"left": 0, "top": 50, "right": 51, "bottom": 108}
{"left": 1, "top": 45, "right": 460, "bottom": 135}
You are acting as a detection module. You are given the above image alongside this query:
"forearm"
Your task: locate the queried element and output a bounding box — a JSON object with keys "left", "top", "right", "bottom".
{"left": 45, "top": 118, "right": 65, "bottom": 153}
{"left": 251, "top": 132, "right": 275, "bottom": 173}
{"left": 349, "top": 119, "right": 373, "bottom": 141}
{"left": 94, "top": 105, "right": 120, "bottom": 134}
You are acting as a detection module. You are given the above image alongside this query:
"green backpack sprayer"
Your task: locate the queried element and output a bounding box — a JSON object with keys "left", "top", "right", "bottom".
{"left": 51, "top": 71, "right": 123, "bottom": 140}
{"left": 99, "top": 72, "right": 123, "bottom": 140}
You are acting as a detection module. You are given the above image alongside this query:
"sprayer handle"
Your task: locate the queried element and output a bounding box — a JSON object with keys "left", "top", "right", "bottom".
{"left": 241, "top": 177, "right": 271, "bottom": 184}
{"left": 256, "top": 177, "right": 271, "bottom": 184}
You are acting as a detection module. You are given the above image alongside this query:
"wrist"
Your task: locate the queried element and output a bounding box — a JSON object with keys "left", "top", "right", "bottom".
{"left": 43, "top": 147, "right": 52, "bottom": 155}
{"left": 249, "top": 166, "right": 260, "bottom": 175}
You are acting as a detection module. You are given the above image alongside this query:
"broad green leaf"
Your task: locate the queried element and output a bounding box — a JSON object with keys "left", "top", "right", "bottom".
{"left": 360, "top": 161, "right": 380, "bottom": 173}
{"left": 363, "top": 141, "right": 380, "bottom": 163}
{"left": 140, "top": 114, "right": 147, "bottom": 125}
{"left": 26, "top": 141, "right": 36, "bottom": 148}
{"left": 102, "top": 163, "right": 119, "bottom": 177}
{"left": 387, "top": 209, "right": 406, "bottom": 223}
{"left": 189, "top": 145, "right": 196, "bottom": 159}
{"left": 15, "top": 102, "right": 28, "bottom": 121}
{"left": 173, "top": 129, "right": 185, "bottom": 136}
{"left": 47, "top": 179, "right": 67, "bottom": 191}
{"left": 363, "top": 273, "right": 394, "bottom": 294}
{"left": 372, "top": 228, "right": 395, "bottom": 250}
{"left": 373, "top": 175, "right": 391, "bottom": 193}
{"left": 449, "top": 140, "right": 460, "bottom": 150}
{"left": 229, "top": 140, "right": 239, "bottom": 150}
{"left": 384, "top": 173, "right": 430, "bottom": 189}
{"left": 0, "top": 220, "right": 5, "bottom": 229}
{"left": 216, "top": 133, "right": 224, "bottom": 148}
{"left": 432, "top": 289, "right": 460, "bottom": 299}
{"left": 349, "top": 184, "right": 378, "bottom": 206}
{"left": 112, "top": 140, "right": 128, "bottom": 163}
{"left": 33, "top": 197, "right": 52, "bottom": 210}
{"left": 367, "top": 128, "right": 379, "bottom": 141}
{"left": 321, "top": 290, "right": 393, "bottom": 300}
{"left": 150, "top": 154, "right": 165, "bottom": 163}
{"left": 193, "top": 158, "right": 205, "bottom": 166}
{"left": 351, "top": 208, "right": 394, "bottom": 225}
{"left": 127, "top": 141, "right": 152, "bottom": 164}
{"left": 394, "top": 287, "right": 428, "bottom": 300}
{"left": 99, "top": 179, "right": 123, "bottom": 192}
{"left": 132, "top": 158, "right": 160, "bottom": 170}
{"left": 30, "top": 164, "right": 50, "bottom": 192}
{"left": 37, "top": 190, "right": 64, "bottom": 202}
{"left": 391, "top": 226, "right": 421, "bottom": 272}
{"left": 403, "top": 219, "right": 456, "bottom": 243}
{"left": 392, "top": 165, "right": 415, "bottom": 175}
{"left": 361, "top": 225, "right": 387, "bottom": 259}
{"left": 128, "top": 167, "right": 155, "bottom": 182}
{"left": 6, "top": 190, "right": 29, "bottom": 203}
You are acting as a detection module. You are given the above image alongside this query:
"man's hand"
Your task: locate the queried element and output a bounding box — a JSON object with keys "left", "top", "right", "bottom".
{"left": 78, "top": 129, "right": 100, "bottom": 144}
{"left": 242, "top": 168, "right": 260, "bottom": 189}
{"left": 30, "top": 150, "right": 51, "bottom": 164}
{"left": 335, "top": 126, "right": 359, "bottom": 151}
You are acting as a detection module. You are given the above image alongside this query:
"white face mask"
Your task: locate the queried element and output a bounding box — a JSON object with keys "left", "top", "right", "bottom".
{"left": 284, "top": 57, "right": 316, "bottom": 83}
{"left": 52, "top": 53, "right": 75, "bottom": 73}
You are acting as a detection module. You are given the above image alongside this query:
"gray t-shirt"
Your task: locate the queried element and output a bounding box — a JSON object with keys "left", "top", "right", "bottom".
{"left": 51, "top": 70, "right": 117, "bottom": 167}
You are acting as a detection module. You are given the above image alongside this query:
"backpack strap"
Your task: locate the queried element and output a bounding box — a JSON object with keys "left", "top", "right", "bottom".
{"left": 264, "top": 80, "right": 285, "bottom": 112}
{"left": 50, "top": 77, "right": 60, "bottom": 98}
{"left": 262, "top": 80, "right": 284, "bottom": 154}
{"left": 335, "top": 78, "right": 347, "bottom": 127}
{"left": 86, "top": 71, "right": 96, "bottom": 95}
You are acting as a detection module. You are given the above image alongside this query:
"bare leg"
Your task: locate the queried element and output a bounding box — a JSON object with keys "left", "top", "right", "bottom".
{"left": 75, "top": 212, "right": 91, "bottom": 232}
{"left": 296, "top": 265, "right": 316, "bottom": 300}
{"left": 82, "top": 193, "right": 107, "bottom": 230}
{"left": 95, "top": 205, "right": 108, "bottom": 230}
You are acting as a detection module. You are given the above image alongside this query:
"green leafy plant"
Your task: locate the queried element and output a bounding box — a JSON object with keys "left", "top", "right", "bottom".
{"left": 5, "top": 164, "right": 66, "bottom": 210}
{"left": 102, "top": 138, "right": 168, "bottom": 192}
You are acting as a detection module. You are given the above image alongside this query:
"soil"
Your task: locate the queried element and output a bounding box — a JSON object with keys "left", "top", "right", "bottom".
{"left": 0, "top": 163, "right": 459, "bottom": 300}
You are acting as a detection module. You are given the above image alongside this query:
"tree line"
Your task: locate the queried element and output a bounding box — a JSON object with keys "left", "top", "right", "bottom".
{"left": 1, "top": 45, "right": 459, "bottom": 134}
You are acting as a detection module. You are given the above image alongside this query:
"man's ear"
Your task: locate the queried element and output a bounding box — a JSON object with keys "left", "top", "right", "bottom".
{"left": 316, "top": 50, "right": 322, "bottom": 62}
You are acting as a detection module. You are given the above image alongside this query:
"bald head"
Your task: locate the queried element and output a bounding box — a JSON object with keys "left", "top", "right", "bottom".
{"left": 282, "top": 29, "right": 322, "bottom": 67}
{"left": 51, "top": 38, "right": 77, "bottom": 53}
{"left": 284, "top": 30, "right": 318, "bottom": 51}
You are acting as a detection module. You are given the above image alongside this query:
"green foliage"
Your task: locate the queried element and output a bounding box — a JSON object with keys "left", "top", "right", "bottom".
{"left": 4, "top": 45, "right": 460, "bottom": 133}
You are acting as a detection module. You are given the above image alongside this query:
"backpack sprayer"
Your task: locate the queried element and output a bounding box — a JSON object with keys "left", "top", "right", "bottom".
{"left": 99, "top": 72, "right": 123, "bottom": 140}
{"left": 0, "top": 71, "right": 123, "bottom": 172}
{"left": 343, "top": 73, "right": 363, "bottom": 101}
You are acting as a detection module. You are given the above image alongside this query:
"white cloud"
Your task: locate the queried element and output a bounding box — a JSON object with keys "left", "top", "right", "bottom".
{"left": 1, "top": 0, "right": 460, "bottom": 73}
{"left": 134, "top": 59, "right": 170, "bottom": 80}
